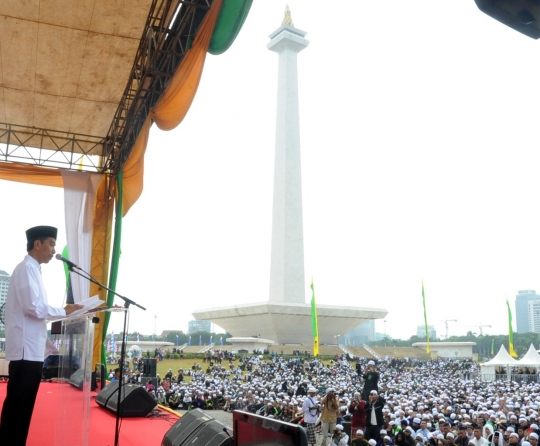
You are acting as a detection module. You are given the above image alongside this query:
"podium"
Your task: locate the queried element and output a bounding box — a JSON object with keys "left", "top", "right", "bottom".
{"left": 47, "top": 307, "right": 126, "bottom": 446}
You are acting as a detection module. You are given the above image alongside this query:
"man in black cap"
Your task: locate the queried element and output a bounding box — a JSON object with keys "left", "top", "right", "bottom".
{"left": 0, "top": 226, "right": 83, "bottom": 445}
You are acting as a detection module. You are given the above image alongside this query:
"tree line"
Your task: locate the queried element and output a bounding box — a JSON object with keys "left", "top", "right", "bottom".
{"left": 111, "top": 330, "right": 232, "bottom": 347}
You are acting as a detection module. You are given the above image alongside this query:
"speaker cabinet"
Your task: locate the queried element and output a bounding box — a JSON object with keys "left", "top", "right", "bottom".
{"left": 162, "top": 408, "right": 233, "bottom": 446}
{"left": 474, "top": 0, "right": 540, "bottom": 39}
{"left": 68, "top": 368, "right": 97, "bottom": 391}
{"left": 96, "top": 381, "right": 156, "bottom": 417}
{"left": 143, "top": 358, "right": 157, "bottom": 377}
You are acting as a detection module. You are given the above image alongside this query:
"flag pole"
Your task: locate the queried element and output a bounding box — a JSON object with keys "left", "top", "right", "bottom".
{"left": 422, "top": 281, "right": 430, "bottom": 354}
{"left": 310, "top": 278, "right": 319, "bottom": 359}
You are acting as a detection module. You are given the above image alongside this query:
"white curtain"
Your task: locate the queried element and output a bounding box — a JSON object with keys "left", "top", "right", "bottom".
{"left": 61, "top": 171, "right": 102, "bottom": 303}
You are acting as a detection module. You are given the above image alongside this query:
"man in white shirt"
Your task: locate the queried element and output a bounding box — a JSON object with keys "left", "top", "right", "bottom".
{"left": 0, "top": 226, "right": 82, "bottom": 445}
{"left": 417, "top": 419, "right": 431, "bottom": 440}
{"left": 470, "top": 427, "right": 489, "bottom": 446}
{"left": 302, "top": 387, "right": 320, "bottom": 446}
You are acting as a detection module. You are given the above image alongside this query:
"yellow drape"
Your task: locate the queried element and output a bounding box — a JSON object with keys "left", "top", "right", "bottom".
{"left": 0, "top": 163, "right": 63, "bottom": 187}
{"left": 121, "top": 0, "right": 223, "bottom": 216}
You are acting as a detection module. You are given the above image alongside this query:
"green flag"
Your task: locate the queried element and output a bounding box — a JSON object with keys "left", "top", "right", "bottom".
{"left": 491, "top": 338, "right": 495, "bottom": 355}
{"left": 311, "top": 279, "right": 319, "bottom": 357}
{"left": 506, "top": 299, "right": 518, "bottom": 358}
{"left": 422, "top": 281, "right": 430, "bottom": 353}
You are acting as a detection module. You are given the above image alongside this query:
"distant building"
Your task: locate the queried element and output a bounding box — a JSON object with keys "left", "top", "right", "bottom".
{"left": 515, "top": 290, "right": 540, "bottom": 334}
{"left": 0, "top": 270, "right": 10, "bottom": 330}
{"left": 188, "top": 320, "right": 211, "bottom": 334}
{"left": 341, "top": 320, "right": 375, "bottom": 346}
{"left": 417, "top": 325, "right": 436, "bottom": 340}
{"left": 160, "top": 330, "right": 184, "bottom": 337}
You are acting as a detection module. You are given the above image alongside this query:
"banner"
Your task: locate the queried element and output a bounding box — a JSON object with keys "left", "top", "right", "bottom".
{"left": 506, "top": 299, "right": 518, "bottom": 358}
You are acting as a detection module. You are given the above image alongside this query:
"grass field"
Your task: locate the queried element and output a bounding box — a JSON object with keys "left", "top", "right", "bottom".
{"left": 148, "top": 357, "right": 336, "bottom": 383}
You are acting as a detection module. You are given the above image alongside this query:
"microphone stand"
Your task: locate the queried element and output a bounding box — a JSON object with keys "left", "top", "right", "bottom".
{"left": 67, "top": 265, "right": 146, "bottom": 446}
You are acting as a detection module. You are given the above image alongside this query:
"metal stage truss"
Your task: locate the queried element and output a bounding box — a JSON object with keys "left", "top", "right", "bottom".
{"left": 0, "top": 0, "right": 214, "bottom": 175}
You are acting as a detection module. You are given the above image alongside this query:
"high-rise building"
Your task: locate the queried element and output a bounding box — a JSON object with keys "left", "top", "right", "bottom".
{"left": 0, "top": 270, "right": 10, "bottom": 330}
{"left": 416, "top": 325, "right": 436, "bottom": 340}
{"left": 342, "top": 320, "right": 375, "bottom": 346}
{"left": 515, "top": 290, "right": 540, "bottom": 333}
{"left": 188, "top": 320, "right": 211, "bottom": 334}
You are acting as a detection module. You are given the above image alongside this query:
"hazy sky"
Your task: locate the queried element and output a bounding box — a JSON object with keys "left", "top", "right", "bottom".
{"left": 2, "top": 1, "right": 540, "bottom": 341}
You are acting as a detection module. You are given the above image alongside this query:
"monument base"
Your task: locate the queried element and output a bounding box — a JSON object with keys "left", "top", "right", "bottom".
{"left": 193, "top": 301, "right": 387, "bottom": 345}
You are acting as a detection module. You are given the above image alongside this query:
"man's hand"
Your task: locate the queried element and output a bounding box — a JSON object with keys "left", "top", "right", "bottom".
{"left": 64, "top": 304, "right": 84, "bottom": 315}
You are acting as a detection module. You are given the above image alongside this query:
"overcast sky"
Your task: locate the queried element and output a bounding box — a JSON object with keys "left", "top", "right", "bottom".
{"left": 3, "top": 1, "right": 540, "bottom": 341}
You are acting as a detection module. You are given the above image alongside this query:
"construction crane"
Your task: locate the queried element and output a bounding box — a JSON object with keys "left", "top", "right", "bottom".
{"left": 457, "top": 324, "right": 492, "bottom": 336}
{"left": 438, "top": 319, "right": 457, "bottom": 339}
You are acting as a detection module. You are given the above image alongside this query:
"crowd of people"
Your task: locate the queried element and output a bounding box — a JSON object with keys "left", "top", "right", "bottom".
{"left": 105, "top": 350, "right": 540, "bottom": 446}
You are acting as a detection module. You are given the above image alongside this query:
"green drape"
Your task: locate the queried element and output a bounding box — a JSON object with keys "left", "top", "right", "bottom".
{"left": 209, "top": 0, "right": 252, "bottom": 55}
{"left": 101, "top": 170, "right": 123, "bottom": 363}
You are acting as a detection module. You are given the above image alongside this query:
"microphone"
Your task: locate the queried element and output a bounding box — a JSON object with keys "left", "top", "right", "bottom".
{"left": 222, "top": 428, "right": 232, "bottom": 439}
{"left": 55, "top": 254, "right": 79, "bottom": 270}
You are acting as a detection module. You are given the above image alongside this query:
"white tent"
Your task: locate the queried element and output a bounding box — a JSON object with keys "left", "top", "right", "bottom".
{"left": 480, "top": 345, "right": 518, "bottom": 381}
{"left": 516, "top": 344, "right": 540, "bottom": 368}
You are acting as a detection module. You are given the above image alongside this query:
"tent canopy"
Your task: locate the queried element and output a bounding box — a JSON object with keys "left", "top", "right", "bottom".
{"left": 481, "top": 345, "right": 518, "bottom": 366}
{"left": 516, "top": 344, "right": 540, "bottom": 366}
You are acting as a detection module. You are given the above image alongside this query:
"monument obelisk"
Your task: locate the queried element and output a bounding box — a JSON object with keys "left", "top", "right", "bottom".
{"left": 192, "top": 9, "right": 388, "bottom": 346}
{"left": 267, "top": 6, "right": 309, "bottom": 304}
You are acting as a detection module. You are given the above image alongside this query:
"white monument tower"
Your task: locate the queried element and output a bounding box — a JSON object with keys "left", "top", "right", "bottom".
{"left": 192, "top": 8, "right": 388, "bottom": 346}
{"left": 267, "top": 6, "right": 309, "bottom": 304}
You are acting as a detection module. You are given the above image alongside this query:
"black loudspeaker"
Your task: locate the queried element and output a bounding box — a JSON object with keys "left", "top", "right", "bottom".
{"left": 474, "top": 0, "right": 540, "bottom": 39}
{"left": 68, "top": 369, "right": 97, "bottom": 391}
{"left": 162, "top": 408, "right": 233, "bottom": 446}
{"left": 143, "top": 358, "right": 157, "bottom": 376}
{"left": 96, "top": 381, "right": 156, "bottom": 417}
{"left": 95, "top": 363, "right": 106, "bottom": 392}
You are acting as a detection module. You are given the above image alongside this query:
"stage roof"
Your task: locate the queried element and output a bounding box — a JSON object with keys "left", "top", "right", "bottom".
{"left": 0, "top": 0, "right": 156, "bottom": 169}
{"left": 0, "top": 0, "right": 152, "bottom": 143}
{"left": 0, "top": 0, "right": 251, "bottom": 174}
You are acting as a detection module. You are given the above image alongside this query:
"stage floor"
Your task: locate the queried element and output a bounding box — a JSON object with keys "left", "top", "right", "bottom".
{"left": 0, "top": 381, "right": 178, "bottom": 445}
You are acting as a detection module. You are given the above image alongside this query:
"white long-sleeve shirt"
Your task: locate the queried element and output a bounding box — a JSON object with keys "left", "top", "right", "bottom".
{"left": 5, "top": 255, "right": 66, "bottom": 361}
{"left": 302, "top": 396, "right": 320, "bottom": 423}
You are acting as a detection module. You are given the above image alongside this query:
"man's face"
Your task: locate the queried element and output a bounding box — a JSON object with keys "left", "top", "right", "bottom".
{"left": 421, "top": 421, "right": 427, "bottom": 430}
{"left": 34, "top": 237, "right": 56, "bottom": 264}
{"left": 459, "top": 431, "right": 467, "bottom": 439}
{"left": 443, "top": 426, "right": 450, "bottom": 434}
{"left": 510, "top": 436, "right": 519, "bottom": 444}
{"left": 370, "top": 394, "right": 377, "bottom": 402}
{"left": 474, "top": 429, "right": 481, "bottom": 439}
{"left": 529, "top": 437, "right": 538, "bottom": 446}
